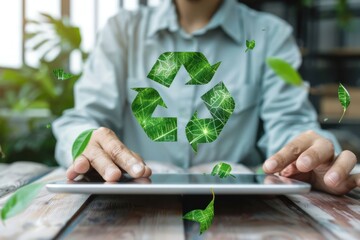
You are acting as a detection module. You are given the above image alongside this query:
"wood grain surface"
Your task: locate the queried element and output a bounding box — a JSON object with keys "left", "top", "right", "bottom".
{"left": 183, "top": 194, "right": 332, "bottom": 240}
{"left": 0, "top": 168, "right": 90, "bottom": 240}
{"left": 0, "top": 161, "right": 51, "bottom": 197}
{"left": 61, "top": 195, "right": 185, "bottom": 240}
{"left": 287, "top": 191, "right": 360, "bottom": 240}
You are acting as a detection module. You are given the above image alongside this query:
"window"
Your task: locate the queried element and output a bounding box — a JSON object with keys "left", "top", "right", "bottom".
{"left": 0, "top": 0, "right": 162, "bottom": 70}
{"left": 0, "top": 0, "right": 23, "bottom": 68}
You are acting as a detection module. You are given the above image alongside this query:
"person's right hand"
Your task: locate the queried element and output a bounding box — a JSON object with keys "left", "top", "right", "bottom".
{"left": 66, "top": 127, "right": 152, "bottom": 181}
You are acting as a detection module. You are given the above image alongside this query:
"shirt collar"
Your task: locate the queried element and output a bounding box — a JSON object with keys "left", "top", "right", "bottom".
{"left": 147, "top": 0, "right": 242, "bottom": 44}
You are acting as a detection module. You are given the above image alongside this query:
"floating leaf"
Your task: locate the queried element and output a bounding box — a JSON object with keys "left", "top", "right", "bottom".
{"left": 338, "top": 83, "right": 351, "bottom": 123}
{"left": 256, "top": 167, "right": 265, "bottom": 174}
{"left": 183, "top": 189, "right": 215, "bottom": 235}
{"left": 53, "top": 68, "right": 74, "bottom": 80}
{"left": 211, "top": 162, "right": 235, "bottom": 178}
{"left": 1, "top": 182, "right": 45, "bottom": 224}
{"left": 72, "top": 129, "right": 96, "bottom": 159}
{"left": 0, "top": 145, "right": 5, "bottom": 159}
{"left": 266, "top": 58, "right": 303, "bottom": 86}
{"left": 245, "top": 40, "right": 256, "bottom": 52}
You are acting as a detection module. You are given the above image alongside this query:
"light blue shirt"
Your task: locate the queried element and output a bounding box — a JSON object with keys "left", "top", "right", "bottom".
{"left": 53, "top": 0, "right": 340, "bottom": 168}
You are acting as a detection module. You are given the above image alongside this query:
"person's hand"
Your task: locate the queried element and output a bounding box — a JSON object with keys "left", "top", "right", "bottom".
{"left": 262, "top": 130, "right": 359, "bottom": 195}
{"left": 66, "top": 127, "right": 152, "bottom": 182}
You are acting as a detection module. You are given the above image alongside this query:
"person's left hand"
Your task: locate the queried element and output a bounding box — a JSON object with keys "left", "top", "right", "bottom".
{"left": 263, "top": 130, "right": 360, "bottom": 195}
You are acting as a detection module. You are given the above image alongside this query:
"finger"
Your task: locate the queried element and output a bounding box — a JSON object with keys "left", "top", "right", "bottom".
{"left": 73, "top": 154, "right": 90, "bottom": 174}
{"left": 84, "top": 145, "right": 122, "bottom": 182}
{"left": 264, "top": 131, "right": 316, "bottom": 173}
{"left": 322, "top": 173, "right": 360, "bottom": 196}
{"left": 94, "top": 128, "right": 145, "bottom": 178}
{"left": 133, "top": 177, "right": 152, "bottom": 184}
{"left": 131, "top": 151, "right": 152, "bottom": 177}
{"left": 66, "top": 164, "right": 79, "bottom": 180}
{"left": 131, "top": 150, "right": 143, "bottom": 161}
{"left": 143, "top": 166, "right": 152, "bottom": 177}
{"left": 280, "top": 162, "right": 300, "bottom": 177}
{"left": 324, "top": 150, "right": 357, "bottom": 188}
{"left": 296, "top": 137, "right": 335, "bottom": 172}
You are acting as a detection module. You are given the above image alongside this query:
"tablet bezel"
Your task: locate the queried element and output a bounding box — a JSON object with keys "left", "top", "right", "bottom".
{"left": 46, "top": 173, "right": 311, "bottom": 195}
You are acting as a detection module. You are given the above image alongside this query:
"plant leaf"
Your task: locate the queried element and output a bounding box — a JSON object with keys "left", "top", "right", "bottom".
{"left": 245, "top": 40, "right": 256, "bottom": 52}
{"left": 266, "top": 58, "right": 303, "bottom": 86}
{"left": 53, "top": 68, "right": 74, "bottom": 80}
{"left": 72, "top": 129, "right": 96, "bottom": 159}
{"left": 256, "top": 167, "right": 265, "bottom": 174}
{"left": 338, "top": 83, "right": 351, "bottom": 123}
{"left": 183, "top": 189, "right": 215, "bottom": 235}
{"left": 1, "top": 182, "right": 45, "bottom": 223}
{"left": 211, "top": 162, "right": 235, "bottom": 178}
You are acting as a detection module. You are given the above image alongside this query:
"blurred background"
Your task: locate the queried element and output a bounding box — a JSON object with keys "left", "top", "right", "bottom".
{"left": 0, "top": 0, "right": 359, "bottom": 166}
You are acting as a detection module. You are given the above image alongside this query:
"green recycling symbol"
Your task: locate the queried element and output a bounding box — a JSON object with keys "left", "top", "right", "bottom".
{"left": 131, "top": 52, "right": 235, "bottom": 152}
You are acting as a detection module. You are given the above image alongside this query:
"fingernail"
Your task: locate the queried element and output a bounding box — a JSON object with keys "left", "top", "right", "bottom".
{"left": 327, "top": 172, "right": 340, "bottom": 185}
{"left": 132, "top": 164, "right": 144, "bottom": 174}
{"left": 264, "top": 159, "right": 278, "bottom": 172}
{"left": 105, "top": 168, "right": 118, "bottom": 180}
{"left": 299, "top": 156, "right": 312, "bottom": 169}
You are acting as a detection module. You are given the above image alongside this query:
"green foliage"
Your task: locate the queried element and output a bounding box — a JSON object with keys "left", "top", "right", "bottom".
{"left": 338, "top": 83, "right": 351, "bottom": 123}
{"left": 147, "top": 52, "right": 220, "bottom": 87}
{"left": 0, "top": 13, "right": 87, "bottom": 165}
{"left": 245, "top": 40, "right": 256, "bottom": 52}
{"left": 53, "top": 69, "right": 75, "bottom": 81}
{"left": 211, "top": 162, "right": 235, "bottom": 178}
{"left": 134, "top": 52, "right": 235, "bottom": 152}
{"left": 186, "top": 82, "right": 235, "bottom": 152}
{"left": 132, "top": 88, "right": 177, "bottom": 142}
{"left": 0, "top": 144, "right": 5, "bottom": 158}
{"left": 183, "top": 190, "right": 215, "bottom": 235}
{"left": 1, "top": 182, "right": 45, "bottom": 223}
{"left": 72, "top": 129, "right": 96, "bottom": 159}
{"left": 266, "top": 58, "right": 303, "bottom": 86}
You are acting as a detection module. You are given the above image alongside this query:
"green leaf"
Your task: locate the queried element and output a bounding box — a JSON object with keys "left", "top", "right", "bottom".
{"left": 46, "top": 123, "right": 51, "bottom": 129}
{"left": 183, "top": 189, "right": 215, "bottom": 235}
{"left": 53, "top": 68, "right": 74, "bottom": 80}
{"left": 338, "top": 83, "right": 351, "bottom": 123}
{"left": 72, "top": 129, "right": 96, "bottom": 160}
{"left": 256, "top": 167, "right": 265, "bottom": 174}
{"left": 266, "top": 58, "right": 303, "bottom": 86}
{"left": 1, "top": 182, "right": 45, "bottom": 224}
{"left": 245, "top": 40, "right": 256, "bottom": 52}
{"left": 211, "top": 162, "right": 235, "bottom": 178}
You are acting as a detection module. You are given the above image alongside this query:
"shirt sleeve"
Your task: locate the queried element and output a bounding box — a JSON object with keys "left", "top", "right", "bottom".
{"left": 257, "top": 19, "right": 341, "bottom": 159}
{"left": 52, "top": 14, "right": 128, "bottom": 168}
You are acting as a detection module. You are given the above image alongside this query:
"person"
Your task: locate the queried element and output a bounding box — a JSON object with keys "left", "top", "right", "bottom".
{"left": 53, "top": 0, "right": 359, "bottom": 195}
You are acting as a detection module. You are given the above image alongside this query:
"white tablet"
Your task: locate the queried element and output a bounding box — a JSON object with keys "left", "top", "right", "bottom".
{"left": 46, "top": 174, "right": 310, "bottom": 195}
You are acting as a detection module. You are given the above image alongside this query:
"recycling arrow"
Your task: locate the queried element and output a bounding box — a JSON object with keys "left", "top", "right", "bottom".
{"left": 131, "top": 88, "right": 177, "bottom": 141}
{"left": 131, "top": 52, "right": 235, "bottom": 152}
{"left": 185, "top": 82, "right": 235, "bottom": 152}
{"left": 147, "top": 52, "right": 220, "bottom": 87}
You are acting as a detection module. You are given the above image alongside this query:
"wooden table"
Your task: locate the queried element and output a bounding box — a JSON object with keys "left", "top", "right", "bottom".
{"left": 0, "top": 162, "right": 359, "bottom": 240}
